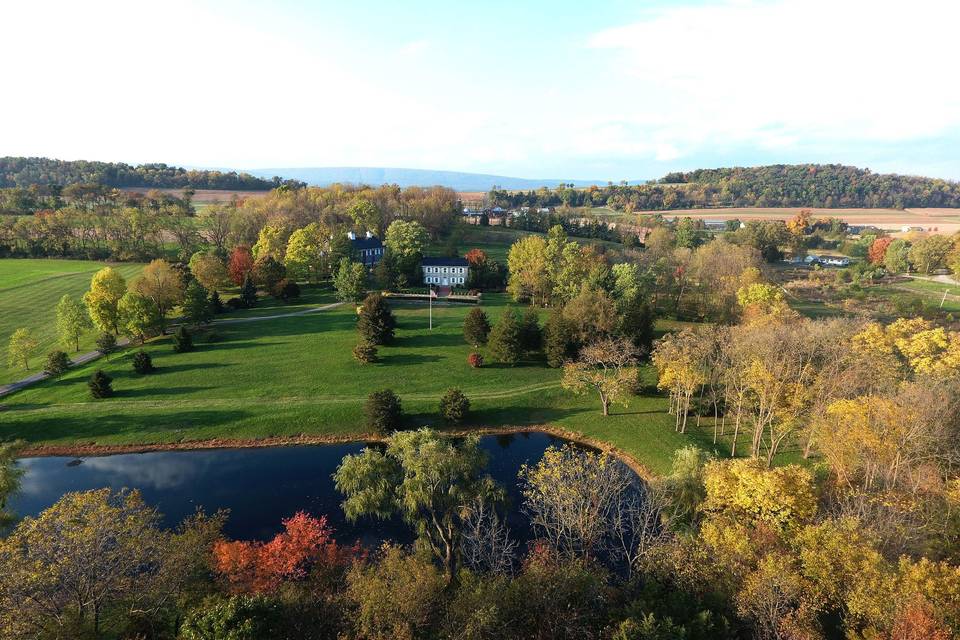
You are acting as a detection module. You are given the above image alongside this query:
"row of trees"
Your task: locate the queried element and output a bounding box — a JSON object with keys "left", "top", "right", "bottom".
{"left": 489, "top": 164, "right": 960, "bottom": 211}
{"left": 0, "top": 156, "right": 299, "bottom": 192}
{"left": 0, "top": 183, "right": 460, "bottom": 265}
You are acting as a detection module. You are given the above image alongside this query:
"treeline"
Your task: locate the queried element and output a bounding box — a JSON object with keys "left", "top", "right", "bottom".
{"left": 0, "top": 156, "right": 303, "bottom": 191}
{"left": 0, "top": 183, "right": 461, "bottom": 262}
{"left": 489, "top": 164, "right": 960, "bottom": 211}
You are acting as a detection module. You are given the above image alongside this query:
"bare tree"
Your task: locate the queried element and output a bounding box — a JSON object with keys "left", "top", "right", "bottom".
{"left": 460, "top": 496, "right": 517, "bottom": 575}
{"left": 562, "top": 337, "right": 638, "bottom": 416}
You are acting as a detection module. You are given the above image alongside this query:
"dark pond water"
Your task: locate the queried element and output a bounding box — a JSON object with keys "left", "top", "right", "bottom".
{"left": 10, "top": 432, "right": 570, "bottom": 546}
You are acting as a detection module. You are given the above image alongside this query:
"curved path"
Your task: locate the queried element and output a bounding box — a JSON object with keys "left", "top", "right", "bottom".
{"left": 0, "top": 301, "right": 344, "bottom": 398}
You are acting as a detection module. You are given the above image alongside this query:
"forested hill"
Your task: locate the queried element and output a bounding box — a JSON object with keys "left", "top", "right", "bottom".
{"left": 491, "top": 164, "right": 960, "bottom": 210}
{"left": 0, "top": 157, "right": 303, "bottom": 191}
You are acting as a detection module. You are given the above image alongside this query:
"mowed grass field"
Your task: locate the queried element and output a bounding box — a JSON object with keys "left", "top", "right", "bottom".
{"left": 0, "top": 293, "right": 740, "bottom": 474}
{"left": 0, "top": 259, "right": 144, "bottom": 384}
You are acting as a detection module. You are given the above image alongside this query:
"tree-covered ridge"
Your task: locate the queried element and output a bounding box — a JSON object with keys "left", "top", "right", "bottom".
{"left": 0, "top": 156, "right": 304, "bottom": 191}
{"left": 490, "top": 164, "right": 960, "bottom": 210}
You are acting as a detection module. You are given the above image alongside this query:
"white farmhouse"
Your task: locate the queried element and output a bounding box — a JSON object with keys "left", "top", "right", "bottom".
{"left": 421, "top": 257, "right": 469, "bottom": 287}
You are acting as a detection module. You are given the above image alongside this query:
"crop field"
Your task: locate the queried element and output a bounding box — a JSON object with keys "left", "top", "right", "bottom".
{"left": 0, "top": 259, "right": 144, "bottom": 383}
{"left": 0, "top": 293, "right": 751, "bottom": 475}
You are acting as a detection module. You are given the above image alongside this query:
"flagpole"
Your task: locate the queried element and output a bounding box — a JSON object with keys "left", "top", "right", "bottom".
{"left": 429, "top": 287, "right": 433, "bottom": 330}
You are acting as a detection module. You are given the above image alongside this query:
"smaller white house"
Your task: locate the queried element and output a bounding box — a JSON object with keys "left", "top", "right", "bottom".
{"left": 421, "top": 257, "right": 469, "bottom": 287}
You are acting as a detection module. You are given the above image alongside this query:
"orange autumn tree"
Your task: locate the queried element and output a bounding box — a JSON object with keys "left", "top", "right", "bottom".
{"left": 228, "top": 245, "right": 255, "bottom": 286}
{"left": 213, "top": 512, "right": 357, "bottom": 593}
{"left": 465, "top": 248, "right": 488, "bottom": 269}
{"left": 869, "top": 236, "right": 893, "bottom": 265}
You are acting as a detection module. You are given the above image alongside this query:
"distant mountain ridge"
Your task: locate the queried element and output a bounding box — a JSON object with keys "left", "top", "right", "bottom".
{"left": 244, "top": 167, "right": 607, "bottom": 191}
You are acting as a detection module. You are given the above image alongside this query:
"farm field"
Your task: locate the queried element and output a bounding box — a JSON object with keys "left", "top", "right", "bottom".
{"left": 0, "top": 293, "right": 743, "bottom": 475}
{"left": 0, "top": 259, "right": 144, "bottom": 384}
{"left": 630, "top": 207, "right": 960, "bottom": 235}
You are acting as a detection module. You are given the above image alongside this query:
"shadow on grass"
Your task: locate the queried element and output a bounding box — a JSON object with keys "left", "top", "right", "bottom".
{"left": 377, "top": 353, "right": 442, "bottom": 366}
{"left": 113, "top": 386, "right": 214, "bottom": 398}
{"left": 404, "top": 405, "right": 582, "bottom": 431}
{"left": 0, "top": 409, "right": 254, "bottom": 444}
{"left": 390, "top": 333, "right": 467, "bottom": 348}
{"left": 150, "top": 362, "right": 231, "bottom": 375}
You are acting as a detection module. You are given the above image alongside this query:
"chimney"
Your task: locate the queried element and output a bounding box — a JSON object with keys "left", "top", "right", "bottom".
{"left": 347, "top": 231, "right": 356, "bottom": 240}
{"left": 365, "top": 230, "right": 373, "bottom": 239}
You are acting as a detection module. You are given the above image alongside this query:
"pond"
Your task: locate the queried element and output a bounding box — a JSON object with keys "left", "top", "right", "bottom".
{"left": 10, "top": 432, "right": 572, "bottom": 546}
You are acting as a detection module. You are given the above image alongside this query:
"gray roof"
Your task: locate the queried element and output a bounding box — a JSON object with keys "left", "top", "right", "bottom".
{"left": 421, "top": 257, "right": 468, "bottom": 266}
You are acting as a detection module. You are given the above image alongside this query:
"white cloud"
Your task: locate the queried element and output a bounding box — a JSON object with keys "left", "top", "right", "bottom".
{"left": 588, "top": 0, "right": 960, "bottom": 159}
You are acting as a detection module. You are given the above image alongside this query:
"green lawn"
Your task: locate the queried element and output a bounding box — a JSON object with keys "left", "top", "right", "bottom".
{"left": 0, "top": 259, "right": 144, "bottom": 384}
{"left": 0, "top": 293, "right": 739, "bottom": 475}
{"left": 431, "top": 224, "right": 625, "bottom": 264}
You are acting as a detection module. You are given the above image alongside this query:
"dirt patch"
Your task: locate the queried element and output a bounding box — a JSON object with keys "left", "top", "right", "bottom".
{"left": 19, "top": 425, "right": 655, "bottom": 481}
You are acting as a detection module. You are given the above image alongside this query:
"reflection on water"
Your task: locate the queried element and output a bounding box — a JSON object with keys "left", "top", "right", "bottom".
{"left": 11, "top": 432, "right": 571, "bottom": 545}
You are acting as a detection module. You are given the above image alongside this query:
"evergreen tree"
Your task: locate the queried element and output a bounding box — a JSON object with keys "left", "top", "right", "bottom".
{"left": 488, "top": 307, "right": 522, "bottom": 365}
{"left": 544, "top": 309, "right": 577, "bottom": 368}
{"left": 88, "top": 369, "right": 113, "bottom": 399}
{"left": 463, "top": 307, "right": 491, "bottom": 348}
{"left": 364, "top": 389, "right": 402, "bottom": 434}
{"left": 132, "top": 350, "right": 154, "bottom": 374}
{"left": 357, "top": 293, "right": 396, "bottom": 346}
{"left": 43, "top": 350, "right": 71, "bottom": 379}
{"left": 172, "top": 326, "right": 193, "bottom": 353}
{"left": 439, "top": 388, "right": 470, "bottom": 423}
{"left": 518, "top": 308, "right": 542, "bottom": 354}
{"left": 239, "top": 274, "right": 258, "bottom": 308}
{"left": 182, "top": 281, "right": 213, "bottom": 326}
{"left": 353, "top": 341, "right": 378, "bottom": 364}
{"left": 209, "top": 290, "right": 224, "bottom": 314}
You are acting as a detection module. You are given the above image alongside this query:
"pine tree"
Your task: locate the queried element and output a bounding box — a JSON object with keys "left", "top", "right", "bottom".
{"left": 239, "top": 274, "right": 258, "bottom": 308}
{"left": 88, "top": 369, "right": 113, "bottom": 399}
{"left": 43, "top": 350, "right": 71, "bottom": 379}
{"left": 518, "top": 308, "right": 542, "bottom": 354}
{"left": 439, "top": 388, "right": 470, "bottom": 423}
{"left": 209, "top": 290, "right": 225, "bottom": 314}
{"left": 183, "top": 281, "right": 213, "bottom": 326}
{"left": 132, "top": 350, "right": 154, "bottom": 374}
{"left": 488, "top": 307, "right": 522, "bottom": 365}
{"left": 463, "top": 307, "right": 491, "bottom": 348}
{"left": 544, "top": 309, "right": 577, "bottom": 368}
{"left": 365, "top": 389, "right": 402, "bottom": 434}
{"left": 357, "top": 293, "right": 396, "bottom": 345}
{"left": 172, "top": 326, "right": 193, "bottom": 353}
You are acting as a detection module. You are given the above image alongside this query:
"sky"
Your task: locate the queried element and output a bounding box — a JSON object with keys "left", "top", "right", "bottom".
{"left": 2, "top": 0, "right": 959, "bottom": 181}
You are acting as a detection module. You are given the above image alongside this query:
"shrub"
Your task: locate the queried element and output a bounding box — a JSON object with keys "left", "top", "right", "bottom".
{"left": 357, "top": 293, "right": 396, "bottom": 346}
{"left": 467, "top": 352, "right": 484, "bottom": 368}
{"left": 132, "top": 350, "right": 154, "bottom": 374}
{"left": 172, "top": 326, "right": 194, "bottom": 353}
{"left": 463, "top": 308, "right": 491, "bottom": 348}
{"left": 225, "top": 297, "right": 245, "bottom": 311}
{"left": 88, "top": 369, "right": 113, "bottom": 399}
{"left": 365, "top": 389, "right": 402, "bottom": 434}
{"left": 276, "top": 279, "right": 300, "bottom": 301}
{"left": 43, "top": 350, "right": 71, "bottom": 378}
{"left": 439, "top": 388, "right": 470, "bottom": 423}
{"left": 96, "top": 332, "right": 117, "bottom": 354}
{"left": 353, "top": 341, "right": 378, "bottom": 364}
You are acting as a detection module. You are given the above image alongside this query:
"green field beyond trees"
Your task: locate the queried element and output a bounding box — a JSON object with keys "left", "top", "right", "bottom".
{"left": 0, "top": 259, "right": 143, "bottom": 382}
{"left": 0, "top": 289, "right": 725, "bottom": 474}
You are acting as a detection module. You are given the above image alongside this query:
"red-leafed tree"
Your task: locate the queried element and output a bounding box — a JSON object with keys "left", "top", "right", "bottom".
{"left": 228, "top": 245, "right": 255, "bottom": 286}
{"left": 213, "top": 512, "right": 357, "bottom": 593}
{"left": 868, "top": 236, "right": 893, "bottom": 266}
{"left": 889, "top": 598, "right": 951, "bottom": 640}
{"left": 465, "top": 248, "right": 488, "bottom": 269}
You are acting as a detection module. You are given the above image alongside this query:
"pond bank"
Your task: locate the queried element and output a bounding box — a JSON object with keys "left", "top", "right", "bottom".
{"left": 19, "top": 425, "right": 654, "bottom": 480}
